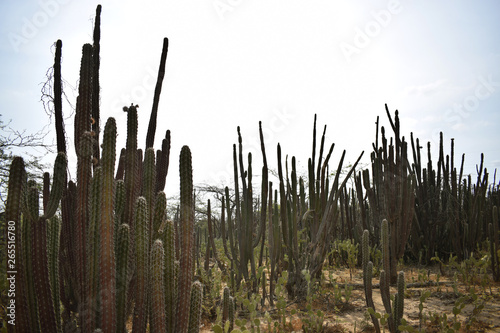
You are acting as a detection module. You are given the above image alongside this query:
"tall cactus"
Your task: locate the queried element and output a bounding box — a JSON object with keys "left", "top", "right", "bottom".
{"left": 33, "top": 152, "right": 67, "bottom": 333}
{"left": 5, "top": 157, "right": 30, "bottom": 332}
{"left": 133, "top": 196, "right": 150, "bottom": 333}
{"left": 490, "top": 206, "right": 499, "bottom": 282}
{"left": 99, "top": 118, "right": 117, "bottom": 333}
{"left": 161, "top": 219, "right": 177, "bottom": 333}
{"left": 116, "top": 223, "right": 130, "bottom": 333}
{"left": 177, "top": 146, "right": 195, "bottom": 333}
{"left": 47, "top": 216, "right": 62, "bottom": 333}
{"left": 151, "top": 239, "right": 167, "bottom": 332}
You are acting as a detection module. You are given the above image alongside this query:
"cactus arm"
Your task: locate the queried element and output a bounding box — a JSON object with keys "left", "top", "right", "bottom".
{"left": 91, "top": 5, "right": 101, "bottom": 165}
{"left": 42, "top": 152, "right": 67, "bottom": 219}
{"left": 47, "top": 216, "right": 62, "bottom": 333}
{"left": 146, "top": 37, "right": 169, "bottom": 149}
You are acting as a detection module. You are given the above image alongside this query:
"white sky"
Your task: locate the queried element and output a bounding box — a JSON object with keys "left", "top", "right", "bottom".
{"left": 1, "top": 0, "right": 499, "bottom": 198}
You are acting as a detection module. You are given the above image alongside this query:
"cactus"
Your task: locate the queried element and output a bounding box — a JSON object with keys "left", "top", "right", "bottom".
{"left": 146, "top": 37, "right": 169, "bottom": 149}
{"left": 151, "top": 239, "right": 167, "bottom": 333}
{"left": 5, "top": 157, "right": 31, "bottom": 332}
{"left": 177, "top": 146, "right": 195, "bottom": 333}
{"left": 133, "top": 196, "right": 150, "bottom": 333}
{"left": 490, "top": 206, "right": 499, "bottom": 282}
{"left": 116, "top": 223, "right": 130, "bottom": 333}
{"left": 363, "top": 223, "right": 406, "bottom": 333}
{"left": 91, "top": 5, "right": 101, "bottom": 165}
{"left": 188, "top": 281, "right": 203, "bottom": 333}
{"left": 47, "top": 216, "right": 62, "bottom": 333}
{"left": 162, "top": 219, "right": 177, "bottom": 333}
{"left": 99, "top": 118, "right": 117, "bottom": 333}
{"left": 87, "top": 166, "right": 102, "bottom": 331}
{"left": 77, "top": 131, "right": 93, "bottom": 331}
{"left": 53, "top": 39, "right": 66, "bottom": 154}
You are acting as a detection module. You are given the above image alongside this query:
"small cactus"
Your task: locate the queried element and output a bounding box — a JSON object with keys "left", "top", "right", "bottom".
{"left": 188, "top": 281, "right": 204, "bottom": 333}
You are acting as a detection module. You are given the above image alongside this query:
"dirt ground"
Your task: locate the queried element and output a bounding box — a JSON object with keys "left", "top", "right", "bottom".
{"left": 199, "top": 266, "right": 500, "bottom": 332}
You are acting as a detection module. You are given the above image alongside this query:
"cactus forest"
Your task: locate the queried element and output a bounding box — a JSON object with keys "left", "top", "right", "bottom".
{"left": 2, "top": 5, "right": 500, "bottom": 333}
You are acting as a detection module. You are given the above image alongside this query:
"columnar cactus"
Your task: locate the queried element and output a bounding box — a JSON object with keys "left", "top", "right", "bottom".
{"left": 133, "top": 196, "right": 150, "bottom": 333}
{"left": 151, "top": 239, "right": 167, "bottom": 332}
{"left": 162, "top": 219, "right": 177, "bottom": 333}
{"left": 188, "top": 281, "right": 204, "bottom": 333}
{"left": 99, "top": 118, "right": 117, "bottom": 333}
{"left": 116, "top": 223, "right": 130, "bottom": 333}
{"left": 490, "top": 206, "right": 499, "bottom": 282}
{"left": 47, "top": 216, "right": 62, "bottom": 333}
{"left": 177, "top": 146, "right": 195, "bottom": 333}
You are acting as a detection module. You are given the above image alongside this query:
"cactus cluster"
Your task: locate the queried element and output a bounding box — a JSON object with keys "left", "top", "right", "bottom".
{"left": 5, "top": 5, "right": 202, "bottom": 333}
{"left": 4, "top": 4, "right": 500, "bottom": 333}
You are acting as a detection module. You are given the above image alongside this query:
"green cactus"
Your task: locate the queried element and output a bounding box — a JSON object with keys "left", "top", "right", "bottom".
{"left": 47, "top": 216, "right": 62, "bottom": 333}
{"left": 393, "top": 271, "right": 405, "bottom": 331}
{"left": 361, "top": 230, "right": 370, "bottom": 294}
{"left": 5, "top": 157, "right": 31, "bottom": 332}
{"left": 151, "top": 239, "right": 167, "bottom": 333}
{"left": 116, "top": 223, "right": 130, "bottom": 333}
{"left": 74, "top": 43, "right": 93, "bottom": 157}
{"left": 177, "top": 145, "right": 195, "bottom": 333}
{"left": 22, "top": 180, "right": 40, "bottom": 332}
{"left": 77, "top": 131, "right": 93, "bottom": 331}
{"left": 99, "top": 118, "right": 117, "bottom": 333}
{"left": 490, "top": 206, "right": 499, "bottom": 282}
{"left": 87, "top": 166, "right": 102, "bottom": 331}
{"left": 91, "top": 4, "right": 101, "bottom": 164}
{"left": 161, "top": 218, "right": 177, "bottom": 333}
{"left": 133, "top": 196, "right": 150, "bottom": 333}
{"left": 188, "top": 281, "right": 203, "bottom": 333}
{"left": 222, "top": 286, "right": 230, "bottom": 324}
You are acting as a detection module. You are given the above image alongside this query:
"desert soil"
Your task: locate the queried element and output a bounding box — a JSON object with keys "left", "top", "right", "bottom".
{"left": 199, "top": 266, "right": 500, "bottom": 332}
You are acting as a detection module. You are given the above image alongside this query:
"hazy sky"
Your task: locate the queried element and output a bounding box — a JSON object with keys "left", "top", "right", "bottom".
{"left": 1, "top": 0, "right": 499, "bottom": 196}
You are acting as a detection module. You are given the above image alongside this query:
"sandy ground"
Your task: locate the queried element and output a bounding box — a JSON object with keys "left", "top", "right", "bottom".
{"left": 199, "top": 266, "right": 500, "bottom": 332}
